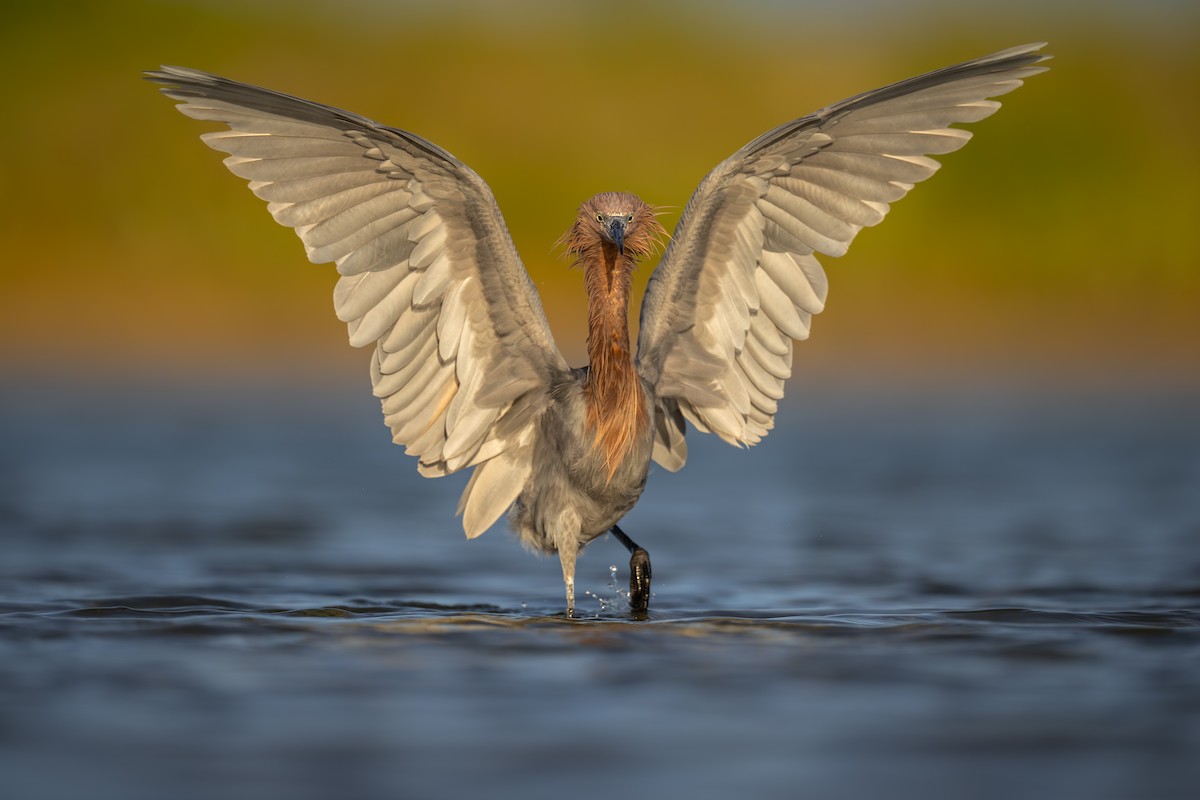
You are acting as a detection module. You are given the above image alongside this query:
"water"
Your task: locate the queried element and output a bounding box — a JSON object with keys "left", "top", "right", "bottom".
{"left": 2, "top": 383, "right": 1197, "bottom": 800}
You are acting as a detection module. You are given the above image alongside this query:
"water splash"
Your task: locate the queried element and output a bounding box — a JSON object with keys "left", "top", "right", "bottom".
{"left": 579, "top": 565, "right": 624, "bottom": 616}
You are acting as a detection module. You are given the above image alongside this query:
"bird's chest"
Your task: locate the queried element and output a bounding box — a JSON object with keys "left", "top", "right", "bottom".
{"left": 517, "top": 381, "right": 654, "bottom": 543}
{"left": 559, "top": 382, "right": 653, "bottom": 491}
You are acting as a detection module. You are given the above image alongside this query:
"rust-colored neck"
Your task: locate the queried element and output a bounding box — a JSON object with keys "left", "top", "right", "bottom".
{"left": 583, "top": 241, "right": 646, "bottom": 479}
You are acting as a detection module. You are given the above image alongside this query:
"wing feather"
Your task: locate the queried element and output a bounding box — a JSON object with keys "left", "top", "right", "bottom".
{"left": 269, "top": 181, "right": 395, "bottom": 227}
{"left": 250, "top": 170, "right": 386, "bottom": 204}
{"left": 333, "top": 262, "right": 411, "bottom": 324}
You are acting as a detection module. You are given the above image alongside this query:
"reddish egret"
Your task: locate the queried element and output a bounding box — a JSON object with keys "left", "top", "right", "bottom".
{"left": 147, "top": 43, "right": 1049, "bottom": 616}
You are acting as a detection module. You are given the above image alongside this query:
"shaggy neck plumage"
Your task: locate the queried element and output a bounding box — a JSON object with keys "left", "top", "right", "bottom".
{"left": 582, "top": 240, "right": 646, "bottom": 479}
{"left": 558, "top": 193, "right": 664, "bottom": 480}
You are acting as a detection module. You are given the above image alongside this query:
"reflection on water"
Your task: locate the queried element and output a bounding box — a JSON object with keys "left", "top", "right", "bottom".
{"left": 1, "top": 384, "right": 1197, "bottom": 800}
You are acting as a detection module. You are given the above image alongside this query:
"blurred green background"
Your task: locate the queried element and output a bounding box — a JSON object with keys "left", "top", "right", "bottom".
{"left": 2, "top": 0, "right": 1196, "bottom": 395}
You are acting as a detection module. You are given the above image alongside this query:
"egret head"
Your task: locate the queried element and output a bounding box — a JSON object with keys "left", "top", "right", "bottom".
{"left": 560, "top": 192, "right": 666, "bottom": 264}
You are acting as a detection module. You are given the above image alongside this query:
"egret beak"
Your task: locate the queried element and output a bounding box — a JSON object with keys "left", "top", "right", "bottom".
{"left": 607, "top": 217, "right": 626, "bottom": 255}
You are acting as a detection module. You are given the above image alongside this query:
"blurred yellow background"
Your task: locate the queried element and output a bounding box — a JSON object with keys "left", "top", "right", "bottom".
{"left": 2, "top": 1, "right": 1196, "bottom": 394}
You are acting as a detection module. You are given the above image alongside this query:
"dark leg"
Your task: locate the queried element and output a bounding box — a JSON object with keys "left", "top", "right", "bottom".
{"left": 610, "top": 525, "right": 651, "bottom": 615}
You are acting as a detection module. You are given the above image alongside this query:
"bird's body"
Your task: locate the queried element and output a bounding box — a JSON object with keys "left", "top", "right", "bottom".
{"left": 511, "top": 193, "right": 664, "bottom": 606}
{"left": 146, "top": 43, "right": 1049, "bottom": 615}
{"left": 513, "top": 368, "right": 654, "bottom": 603}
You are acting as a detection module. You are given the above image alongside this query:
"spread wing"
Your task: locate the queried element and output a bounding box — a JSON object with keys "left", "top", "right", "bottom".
{"left": 636, "top": 43, "right": 1049, "bottom": 468}
{"left": 147, "top": 66, "right": 572, "bottom": 537}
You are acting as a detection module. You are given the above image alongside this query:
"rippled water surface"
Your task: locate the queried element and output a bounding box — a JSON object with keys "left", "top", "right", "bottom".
{"left": 2, "top": 385, "right": 1197, "bottom": 800}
